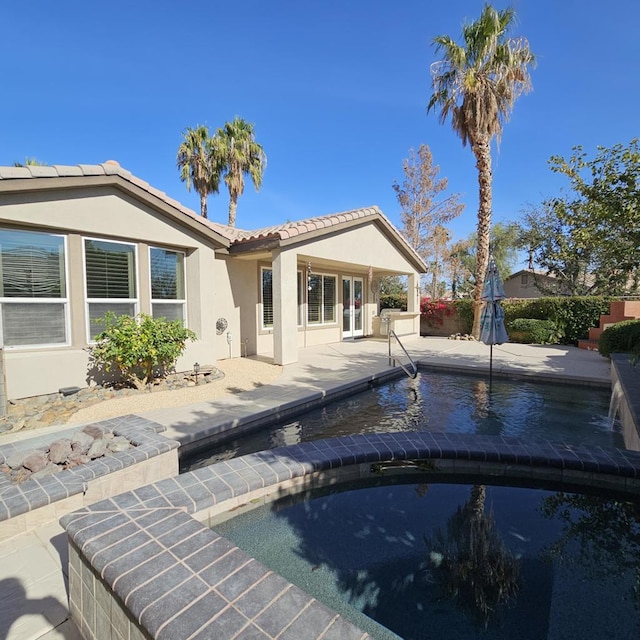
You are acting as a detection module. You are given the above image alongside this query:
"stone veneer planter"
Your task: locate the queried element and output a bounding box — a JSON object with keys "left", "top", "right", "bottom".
{"left": 61, "top": 432, "right": 640, "bottom": 640}
{"left": 0, "top": 415, "right": 179, "bottom": 542}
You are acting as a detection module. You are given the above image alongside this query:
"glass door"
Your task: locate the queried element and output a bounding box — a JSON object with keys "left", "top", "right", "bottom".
{"left": 342, "top": 276, "right": 364, "bottom": 339}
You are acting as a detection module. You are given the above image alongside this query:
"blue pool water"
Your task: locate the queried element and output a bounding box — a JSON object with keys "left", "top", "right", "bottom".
{"left": 185, "top": 371, "right": 622, "bottom": 469}
{"left": 215, "top": 480, "right": 640, "bottom": 640}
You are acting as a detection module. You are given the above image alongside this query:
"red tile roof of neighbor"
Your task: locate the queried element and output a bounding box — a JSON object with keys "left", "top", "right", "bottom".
{"left": 0, "top": 162, "right": 426, "bottom": 269}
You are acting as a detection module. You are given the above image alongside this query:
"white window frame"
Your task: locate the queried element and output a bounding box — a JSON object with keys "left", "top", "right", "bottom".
{"left": 0, "top": 229, "right": 70, "bottom": 349}
{"left": 149, "top": 246, "right": 187, "bottom": 325}
{"left": 307, "top": 272, "right": 337, "bottom": 326}
{"left": 83, "top": 237, "right": 139, "bottom": 342}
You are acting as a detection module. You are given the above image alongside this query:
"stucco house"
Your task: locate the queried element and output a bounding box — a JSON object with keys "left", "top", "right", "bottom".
{"left": 0, "top": 162, "right": 426, "bottom": 399}
{"left": 503, "top": 269, "right": 571, "bottom": 298}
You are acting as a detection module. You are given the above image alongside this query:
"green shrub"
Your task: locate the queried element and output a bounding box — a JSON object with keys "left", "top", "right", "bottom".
{"left": 451, "top": 299, "right": 474, "bottom": 334}
{"left": 380, "top": 293, "right": 407, "bottom": 311}
{"left": 507, "top": 318, "right": 561, "bottom": 344}
{"left": 501, "top": 296, "right": 612, "bottom": 344}
{"left": 598, "top": 319, "right": 640, "bottom": 358}
{"left": 90, "top": 313, "right": 197, "bottom": 389}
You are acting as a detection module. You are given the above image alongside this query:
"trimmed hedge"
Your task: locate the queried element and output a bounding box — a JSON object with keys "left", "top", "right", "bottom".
{"left": 507, "top": 318, "right": 561, "bottom": 344}
{"left": 500, "top": 296, "right": 612, "bottom": 344}
{"left": 598, "top": 319, "right": 640, "bottom": 358}
{"left": 380, "top": 293, "right": 407, "bottom": 311}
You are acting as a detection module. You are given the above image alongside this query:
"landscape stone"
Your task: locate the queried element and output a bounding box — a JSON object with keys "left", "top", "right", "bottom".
{"left": 71, "top": 432, "right": 94, "bottom": 454}
{"left": 22, "top": 451, "right": 48, "bottom": 473}
{"left": 49, "top": 439, "right": 72, "bottom": 464}
{"left": 87, "top": 438, "right": 108, "bottom": 459}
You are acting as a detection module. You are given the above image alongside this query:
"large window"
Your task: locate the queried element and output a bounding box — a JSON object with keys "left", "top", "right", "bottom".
{"left": 85, "top": 238, "right": 137, "bottom": 339}
{"left": 307, "top": 273, "right": 336, "bottom": 325}
{"left": 261, "top": 267, "right": 304, "bottom": 329}
{"left": 0, "top": 229, "right": 68, "bottom": 346}
{"left": 150, "top": 247, "right": 186, "bottom": 323}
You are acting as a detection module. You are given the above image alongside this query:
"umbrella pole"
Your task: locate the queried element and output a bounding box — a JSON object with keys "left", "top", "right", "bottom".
{"left": 489, "top": 344, "right": 493, "bottom": 389}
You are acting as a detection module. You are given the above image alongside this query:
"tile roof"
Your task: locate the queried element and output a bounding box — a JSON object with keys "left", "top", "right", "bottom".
{"left": 0, "top": 163, "right": 426, "bottom": 269}
{"left": 0, "top": 161, "right": 232, "bottom": 245}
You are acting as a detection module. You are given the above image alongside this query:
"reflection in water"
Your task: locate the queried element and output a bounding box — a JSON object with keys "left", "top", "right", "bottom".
{"left": 541, "top": 492, "right": 640, "bottom": 605}
{"left": 428, "top": 485, "right": 520, "bottom": 627}
{"left": 471, "top": 380, "right": 491, "bottom": 423}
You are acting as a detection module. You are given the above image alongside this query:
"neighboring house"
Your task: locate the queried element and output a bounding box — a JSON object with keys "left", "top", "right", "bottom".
{"left": 0, "top": 162, "right": 426, "bottom": 399}
{"left": 503, "top": 269, "right": 571, "bottom": 298}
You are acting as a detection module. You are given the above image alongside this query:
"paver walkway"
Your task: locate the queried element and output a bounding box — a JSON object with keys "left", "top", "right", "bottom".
{"left": 0, "top": 337, "right": 612, "bottom": 640}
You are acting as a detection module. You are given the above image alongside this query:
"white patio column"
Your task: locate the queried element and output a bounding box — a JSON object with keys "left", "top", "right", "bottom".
{"left": 407, "top": 272, "right": 420, "bottom": 334}
{"left": 272, "top": 248, "right": 298, "bottom": 365}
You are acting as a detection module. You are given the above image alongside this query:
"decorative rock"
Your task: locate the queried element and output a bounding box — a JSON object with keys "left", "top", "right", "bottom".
{"left": 22, "top": 451, "right": 48, "bottom": 473}
{"left": 107, "top": 436, "right": 132, "bottom": 453}
{"left": 5, "top": 451, "right": 27, "bottom": 470}
{"left": 48, "top": 439, "right": 72, "bottom": 465}
{"left": 82, "top": 425, "right": 105, "bottom": 440}
{"left": 87, "top": 438, "right": 108, "bottom": 459}
{"left": 71, "top": 432, "right": 94, "bottom": 454}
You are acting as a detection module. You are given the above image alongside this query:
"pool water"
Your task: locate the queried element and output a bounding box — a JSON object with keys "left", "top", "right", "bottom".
{"left": 215, "top": 480, "right": 640, "bottom": 640}
{"left": 185, "top": 371, "right": 622, "bottom": 469}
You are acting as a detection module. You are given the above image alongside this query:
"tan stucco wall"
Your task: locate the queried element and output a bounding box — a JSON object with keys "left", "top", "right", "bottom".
{"left": 0, "top": 186, "right": 225, "bottom": 398}
{"left": 292, "top": 222, "right": 419, "bottom": 274}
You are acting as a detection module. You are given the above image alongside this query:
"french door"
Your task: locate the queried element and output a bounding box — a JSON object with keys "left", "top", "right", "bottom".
{"left": 342, "top": 276, "right": 364, "bottom": 339}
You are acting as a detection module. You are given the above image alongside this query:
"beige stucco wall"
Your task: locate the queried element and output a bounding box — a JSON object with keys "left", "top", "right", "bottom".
{"left": 295, "top": 221, "right": 418, "bottom": 273}
{"left": 0, "top": 186, "right": 227, "bottom": 398}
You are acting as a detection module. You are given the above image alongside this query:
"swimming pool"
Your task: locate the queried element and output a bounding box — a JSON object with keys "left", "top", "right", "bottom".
{"left": 184, "top": 370, "right": 622, "bottom": 471}
{"left": 215, "top": 477, "right": 640, "bottom": 640}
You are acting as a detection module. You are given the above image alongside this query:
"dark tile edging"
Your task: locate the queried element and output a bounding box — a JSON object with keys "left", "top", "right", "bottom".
{"left": 61, "top": 433, "right": 640, "bottom": 640}
{"left": 0, "top": 416, "right": 178, "bottom": 522}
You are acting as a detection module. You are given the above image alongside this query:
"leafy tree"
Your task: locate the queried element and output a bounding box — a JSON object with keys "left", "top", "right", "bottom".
{"left": 176, "top": 124, "right": 220, "bottom": 219}
{"left": 379, "top": 275, "right": 406, "bottom": 296}
{"left": 428, "top": 4, "right": 535, "bottom": 336}
{"left": 519, "top": 139, "right": 640, "bottom": 295}
{"left": 450, "top": 222, "right": 520, "bottom": 298}
{"left": 89, "top": 313, "right": 196, "bottom": 390}
{"left": 214, "top": 116, "right": 266, "bottom": 227}
{"left": 392, "top": 144, "right": 464, "bottom": 298}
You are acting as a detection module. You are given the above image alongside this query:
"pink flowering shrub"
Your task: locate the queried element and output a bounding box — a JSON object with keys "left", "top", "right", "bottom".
{"left": 420, "top": 297, "right": 455, "bottom": 328}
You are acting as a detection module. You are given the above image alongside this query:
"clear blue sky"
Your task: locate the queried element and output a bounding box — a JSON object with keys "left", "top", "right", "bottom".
{"left": 2, "top": 1, "right": 638, "bottom": 269}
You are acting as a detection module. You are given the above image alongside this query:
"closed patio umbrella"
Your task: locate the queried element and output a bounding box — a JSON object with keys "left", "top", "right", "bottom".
{"left": 480, "top": 257, "right": 508, "bottom": 383}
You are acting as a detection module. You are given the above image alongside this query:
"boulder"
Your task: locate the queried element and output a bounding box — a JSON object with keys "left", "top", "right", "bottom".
{"left": 22, "top": 451, "right": 48, "bottom": 473}
{"left": 48, "top": 439, "right": 72, "bottom": 465}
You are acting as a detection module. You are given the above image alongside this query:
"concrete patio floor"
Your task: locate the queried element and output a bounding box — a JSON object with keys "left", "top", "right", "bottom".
{"left": 0, "top": 336, "right": 612, "bottom": 640}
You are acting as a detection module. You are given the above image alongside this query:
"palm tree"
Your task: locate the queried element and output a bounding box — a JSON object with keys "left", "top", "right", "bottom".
{"left": 176, "top": 125, "right": 220, "bottom": 219}
{"left": 428, "top": 4, "right": 534, "bottom": 337}
{"left": 214, "top": 116, "right": 266, "bottom": 227}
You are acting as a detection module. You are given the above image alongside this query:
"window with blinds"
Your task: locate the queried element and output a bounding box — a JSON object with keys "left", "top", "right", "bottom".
{"left": 150, "top": 247, "right": 185, "bottom": 323}
{"left": 261, "top": 267, "right": 273, "bottom": 328}
{"left": 307, "top": 273, "right": 336, "bottom": 325}
{"left": 0, "top": 229, "right": 68, "bottom": 346}
{"left": 85, "top": 238, "right": 137, "bottom": 340}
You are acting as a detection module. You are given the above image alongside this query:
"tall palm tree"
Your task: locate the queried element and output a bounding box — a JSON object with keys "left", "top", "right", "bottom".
{"left": 428, "top": 4, "right": 534, "bottom": 337}
{"left": 214, "top": 116, "right": 266, "bottom": 227}
{"left": 176, "top": 125, "right": 220, "bottom": 219}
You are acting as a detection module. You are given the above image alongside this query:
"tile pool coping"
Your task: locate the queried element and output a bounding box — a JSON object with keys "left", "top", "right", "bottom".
{"left": 61, "top": 431, "right": 640, "bottom": 640}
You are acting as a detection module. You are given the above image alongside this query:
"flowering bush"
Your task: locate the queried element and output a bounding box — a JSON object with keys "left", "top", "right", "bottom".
{"left": 421, "top": 297, "right": 455, "bottom": 328}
